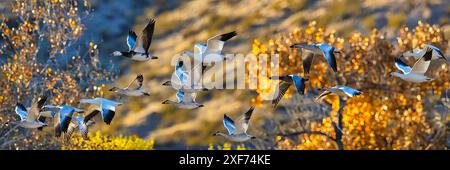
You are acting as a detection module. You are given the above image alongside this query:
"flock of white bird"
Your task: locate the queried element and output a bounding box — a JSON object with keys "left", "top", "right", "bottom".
{"left": 11, "top": 18, "right": 448, "bottom": 143}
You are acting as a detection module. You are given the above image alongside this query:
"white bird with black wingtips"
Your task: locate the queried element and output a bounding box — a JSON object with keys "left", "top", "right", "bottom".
{"left": 112, "top": 19, "right": 158, "bottom": 61}
{"left": 109, "top": 74, "right": 150, "bottom": 96}
{"left": 44, "top": 105, "right": 85, "bottom": 138}
{"left": 213, "top": 106, "right": 256, "bottom": 142}
{"left": 315, "top": 85, "right": 362, "bottom": 102}
{"left": 79, "top": 98, "right": 122, "bottom": 125}
{"left": 290, "top": 43, "right": 341, "bottom": 73}
{"left": 14, "top": 95, "right": 48, "bottom": 129}
{"left": 391, "top": 47, "right": 434, "bottom": 83}
{"left": 23, "top": 104, "right": 58, "bottom": 131}
{"left": 182, "top": 31, "right": 237, "bottom": 63}
{"left": 269, "top": 75, "right": 309, "bottom": 110}
{"left": 402, "top": 44, "right": 447, "bottom": 61}
{"left": 64, "top": 111, "right": 97, "bottom": 142}
{"left": 162, "top": 91, "right": 204, "bottom": 109}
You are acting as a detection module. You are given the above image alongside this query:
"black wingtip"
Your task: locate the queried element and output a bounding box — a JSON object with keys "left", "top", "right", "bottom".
{"left": 219, "top": 31, "right": 237, "bottom": 41}
{"left": 148, "top": 18, "right": 156, "bottom": 24}
{"left": 423, "top": 47, "right": 433, "bottom": 61}
{"left": 290, "top": 44, "right": 300, "bottom": 48}
{"left": 394, "top": 57, "right": 408, "bottom": 66}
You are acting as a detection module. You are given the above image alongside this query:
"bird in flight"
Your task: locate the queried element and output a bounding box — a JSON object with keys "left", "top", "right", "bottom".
{"left": 391, "top": 47, "right": 434, "bottom": 83}
{"left": 109, "top": 74, "right": 150, "bottom": 96}
{"left": 112, "top": 19, "right": 158, "bottom": 61}
{"left": 315, "top": 85, "right": 362, "bottom": 102}
{"left": 213, "top": 106, "right": 256, "bottom": 142}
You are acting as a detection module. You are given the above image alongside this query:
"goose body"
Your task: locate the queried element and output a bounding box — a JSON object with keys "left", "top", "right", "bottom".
{"left": 392, "top": 47, "right": 434, "bottom": 83}
{"left": 109, "top": 74, "right": 150, "bottom": 96}
{"left": 14, "top": 96, "right": 48, "bottom": 129}
{"left": 213, "top": 106, "right": 256, "bottom": 142}
{"left": 316, "top": 85, "right": 361, "bottom": 102}
{"left": 162, "top": 91, "right": 204, "bottom": 109}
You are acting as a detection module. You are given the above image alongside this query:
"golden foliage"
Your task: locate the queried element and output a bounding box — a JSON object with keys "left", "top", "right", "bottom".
{"left": 251, "top": 21, "right": 449, "bottom": 150}
{"left": 62, "top": 132, "right": 154, "bottom": 150}
{"left": 208, "top": 142, "right": 248, "bottom": 150}
{"left": 0, "top": 0, "right": 115, "bottom": 149}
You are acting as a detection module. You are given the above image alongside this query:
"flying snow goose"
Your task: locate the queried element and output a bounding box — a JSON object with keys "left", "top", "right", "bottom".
{"left": 109, "top": 74, "right": 150, "bottom": 96}
{"left": 402, "top": 44, "right": 447, "bottom": 61}
{"left": 64, "top": 112, "right": 96, "bottom": 142}
{"left": 48, "top": 105, "right": 85, "bottom": 138}
{"left": 183, "top": 31, "right": 237, "bottom": 63}
{"left": 391, "top": 47, "right": 434, "bottom": 83}
{"left": 269, "top": 75, "right": 309, "bottom": 110}
{"left": 213, "top": 106, "right": 256, "bottom": 142}
{"left": 315, "top": 85, "right": 361, "bottom": 102}
{"left": 112, "top": 19, "right": 158, "bottom": 61}
{"left": 162, "top": 60, "right": 208, "bottom": 92}
{"left": 79, "top": 98, "right": 122, "bottom": 125}
{"left": 290, "top": 43, "right": 341, "bottom": 73}
{"left": 162, "top": 91, "right": 204, "bottom": 109}
{"left": 24, "top": 105, "right": 57, "bottom": 131}
{"left": 14, "top": 95, "right": 48, "bottom": 129}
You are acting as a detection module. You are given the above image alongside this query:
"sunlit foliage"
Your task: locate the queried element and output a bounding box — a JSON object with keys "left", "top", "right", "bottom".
{"left": 208, "top": 142, "right": 248, "bottom": 150}
{"left": 0, "top": 0, "right": 116, "bottom": 149}
{"left": 252, "top": 21, "right": 449, "bottom": 150}
{"left": 62, "top": 132, "right": 154, "bottom": 150}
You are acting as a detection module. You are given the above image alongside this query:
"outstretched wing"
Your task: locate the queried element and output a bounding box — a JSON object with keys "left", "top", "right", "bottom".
{"left": 428, "top": 44, "right": 445, "bottom": 59}
{"left": 64, "top": 121, "right": 78, "bottom": 142}
{"left": 290, "top": 75, "right": 308, "bottom": 95}
{"left": 126, "top": 74, "right": 144, "bottom": 90}
{"left": 337, "top": 85, "right": 361, "bottom": 97}
{"left": 411, "top": 47, "right": 433, "bottom": 74}
{"left": 318, "top": 44, "right": 338, "bottom": 72}
{"left": 235, "top": 106, "right": 255, "bottom": 134}
{"left": 394, "top": 57, "right": 412, "bottom": 74}
{"left": 223, "top": 114, "right": 236, "bottom": 135}
{"left": 84, "top": 109, "right": 100, "bottom": 123}
{"left": 127, "top": 30, "right": 137, "bottom": 51}
{"left": 205, "top": 31, "right": 237, "bottom": 54}
{"left": 302, "top": 51, "right": 315, "bottom": 74}
{"left": 272, "top": 82, "right": 291, "bottom": 110}
{"left": 315, "top": 90, "right": 332, "bottom": 102}
{"left": 27, "top": 95, "right": 47, "bottom": 121}
{"left": 141, "top": 19, "right": 156, "bottom": 54}
{"left": 15, "top": 103, "right": 28, "bottom": 120}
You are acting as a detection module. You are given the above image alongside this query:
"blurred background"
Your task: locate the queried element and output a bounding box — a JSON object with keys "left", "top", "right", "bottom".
{"left": 0, "top": 0, "right": 449, "bottom": 150}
